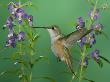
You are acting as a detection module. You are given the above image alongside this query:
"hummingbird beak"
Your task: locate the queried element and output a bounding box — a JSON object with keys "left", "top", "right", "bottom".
{"left": 32, "top": 26, "right": 51, "bottom": 29}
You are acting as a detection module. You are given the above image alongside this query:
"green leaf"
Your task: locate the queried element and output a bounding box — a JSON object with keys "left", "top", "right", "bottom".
{"left": 22, "top": 1, "right": 38, "bottom": 11}
{"left": 18, "top": 74, "right": 28, "bottom": 82}
{"left": 0, "top": 68, "right": 20, "bottom": 77}
{"left": 0, "top": 71, "right": 7, "bottom": 77}
{"left": 27, "top": 32, "right": 33, "bottom": 39}
{"left": 97, "top": 59, "right": 103, "bottom": 68}
{"left": 32, "top": 34, "right": 39, "bottom": 42}
{"left": 83, "top": 77, "right": 95, "bottom": 82}
{"left": 33, "top": 76, "right": 56, "bottom": 82}
{"left": 29, "top": 44, "right": 35, "bottom": 52}
{"left": 100, "top": 1, "right": 109, "bottom": 11}
{"left": 18, "top": 60, "right": 28, "bottom": 67}
{"left": 99, "top": 55, "right": 110, "bottom": 64}
{"left": 21, "top": 1, "right": 32, "bottom": 7}
{"left": 35, "top": 56, "right": 49, "bottom": 63}
{"left": 86, "top": 0, "right": 95, "bottom": 6}
{"left": 100, "top": 31, "right": 109, "bottom": 40}
{"left": 30, "top": 56, "right": 49, "bottom": 68}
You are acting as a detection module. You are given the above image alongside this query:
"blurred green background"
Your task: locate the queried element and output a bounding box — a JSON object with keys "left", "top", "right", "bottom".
{"left": 0, "top": 0, "right": 110, "bottom": 82}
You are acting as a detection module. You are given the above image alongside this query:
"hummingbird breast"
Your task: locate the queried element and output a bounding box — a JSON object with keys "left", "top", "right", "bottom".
{"left": 51, "top": 36, "right": 73, "bottom": 73}
{"left": 51, "top": 38, "right": 70, "bottom": 61}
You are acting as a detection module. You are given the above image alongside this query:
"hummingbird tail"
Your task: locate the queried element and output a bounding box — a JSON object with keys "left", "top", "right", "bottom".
{"left": 65, "top": 58, "right": 78, "bottom": 78}
{"left": 65, "top": 59, "right": 94, "bottom": 82}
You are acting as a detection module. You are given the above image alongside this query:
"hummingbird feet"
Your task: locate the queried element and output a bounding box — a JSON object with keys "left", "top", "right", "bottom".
{"left": 56, "top": 57, "right": 61, "bottom": 62}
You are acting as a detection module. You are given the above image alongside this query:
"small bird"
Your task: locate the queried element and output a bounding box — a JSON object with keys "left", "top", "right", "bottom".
{"left": 32, "top": 25, "right": 92, "bottom": 75}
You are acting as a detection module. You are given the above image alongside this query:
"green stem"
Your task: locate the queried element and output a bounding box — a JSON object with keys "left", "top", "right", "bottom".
{"left": 18, "top": 13, "right": 26, "bottom": 82}
{"left": 28, "top": 25, "right": 33, "bottom": 82}
{"left": 79, "top": 1, "right": 99, "bottom": 82}
{"left": 88, "top": 0, "right": 99, "bottom": 29}
{"left": 79, "top": 46, "right": 86, "bottom": 82}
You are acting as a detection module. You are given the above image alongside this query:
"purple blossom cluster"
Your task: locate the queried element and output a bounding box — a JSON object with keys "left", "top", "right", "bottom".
{"left": 80, "top": 57, "right": 89, "bottom": 68}
{"left": 76, "top": 8, "right": 104, "bottom": 67}
{"left": 91, "top": 49, "right": 100, "bottom": 62}
{"left": 3, "top": 2, "right": 33, "bottom": 48}
{"left": 88, "top": 9, "right": 99, "bottom": 20}
{"left": 76, "top": 9, "right": 103, "bottom": 48}
{"left": 82, "top": 49, "right": 100, "bottom": 67}
{"left": 76, "top": 17, "right": 85, "bottom": 30}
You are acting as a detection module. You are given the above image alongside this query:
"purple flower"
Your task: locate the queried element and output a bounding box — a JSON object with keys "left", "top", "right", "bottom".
{"left": 8, "top": 30, "right": 14, "bottom": 37}
{"left": 79, "top": 33, "right": 96, "bottom": 48}
{"left": 83, "top": 57, "right": 89, "bottom": 67}
{"left": 6, "top": 33, "right": 17, "bottom": 48}
{"left": 89, "top": 33, "right": 96, "bottom": 47}
{"left": 18, "top": 20, "right": 23, "bottom": 24}
{"left": 15, "top": 8, "right": 25, "bottom": 23}
{"left": 88, "top": 9, "right": 99, "bottom": 20}
{"left": 22, "top": 13, "right": 28, "bottom": 19}
{"left": 28, "top": 15, "right": 33, "bottom": 26}
{"left": 3, "top": 16, "right": 14, "bottom": 30}
{"left": 17, "top": 8, "right": 24, "bottom": 12}
{"left": 76, "top": 17, "right": 85, "bottom": 30}
{"left": 8, "top": 3, "right": 17, "bottom": 15}
{"left": 91, "top": 49, "right": 100, "bottom": 62}
{"left": 18, "top": 31, "right": 25, "bottom": 41}
{"left": 92, "top": 24, "right": 103, "bottom": 31}
{"left": 80, "top": 37, "right": 87, "bottom": 47}
{"left": 80, "top": 57, "right": 89, "bottom": 67}
{"left": 15, "top": 2, "right": 21, "bottom": 7}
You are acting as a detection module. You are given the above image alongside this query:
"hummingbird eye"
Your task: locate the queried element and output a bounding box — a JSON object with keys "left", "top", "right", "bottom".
{"left": 52, "top": 27, "right": 55, "bottom": 30}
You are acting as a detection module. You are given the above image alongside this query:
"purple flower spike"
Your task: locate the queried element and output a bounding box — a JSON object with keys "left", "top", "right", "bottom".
{"left": 76, "top": 17, "right": 85, "bottom": 30}
{"left": 88, "top": 9, "right": 99, "bottom": 20}
{"left": 18, "top": 31, "right": 25, "bottom": 41}
{"left": 4, "top": 1, "right": 34, "bottom": 48}
{"left": 91, "top": 49, "right": 100, "bottom": 61}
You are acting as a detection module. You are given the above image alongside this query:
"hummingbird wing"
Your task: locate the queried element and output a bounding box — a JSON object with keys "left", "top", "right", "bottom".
{"left": 61, "top": 28, "right": 93, "bottom": 47}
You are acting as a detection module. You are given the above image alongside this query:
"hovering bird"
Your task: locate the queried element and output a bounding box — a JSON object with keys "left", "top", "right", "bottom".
{"left": 32, "top": 25, "right": 92, "bottom": 75}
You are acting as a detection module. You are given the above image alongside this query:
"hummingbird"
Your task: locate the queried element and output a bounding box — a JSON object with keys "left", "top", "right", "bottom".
{"left": 32, "top": 25, "right": 92, "bottom": 75}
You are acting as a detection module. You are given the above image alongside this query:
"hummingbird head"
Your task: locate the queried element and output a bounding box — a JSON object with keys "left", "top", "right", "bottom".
{"left": 47, "top": 25, "right": 61, "bottom": 38}
{"left": 32, "top": 25, "right": 61, "bottom": 39}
